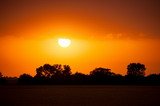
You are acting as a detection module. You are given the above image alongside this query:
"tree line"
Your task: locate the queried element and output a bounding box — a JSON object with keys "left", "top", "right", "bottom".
{"left": 0, "top": 63, "right": 160, "bottom": 85}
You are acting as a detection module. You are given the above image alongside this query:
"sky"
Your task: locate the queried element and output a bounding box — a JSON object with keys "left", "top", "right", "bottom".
{"left": 0, "top": 0, "right": 160, "bottom": 77}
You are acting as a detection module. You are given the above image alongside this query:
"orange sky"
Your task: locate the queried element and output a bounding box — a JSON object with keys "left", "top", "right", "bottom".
{"left": 0, "top": 0, "right": 160, "bottom": 77}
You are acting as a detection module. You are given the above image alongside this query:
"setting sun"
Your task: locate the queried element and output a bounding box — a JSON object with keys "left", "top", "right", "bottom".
{"left": 58, "top": 38, "right": 71, "bottom": 48}
{"left": 0, "top": 0, "right": 160, "bottom": 77}
{"left": 1, "top": 1, "right": 160, "bottom": 105}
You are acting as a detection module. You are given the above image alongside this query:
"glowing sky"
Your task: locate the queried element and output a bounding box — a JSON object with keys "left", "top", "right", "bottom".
{"left": 0, "top": 0, "right": 160, "bottom": 76}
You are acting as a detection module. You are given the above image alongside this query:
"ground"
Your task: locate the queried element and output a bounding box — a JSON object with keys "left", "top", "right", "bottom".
{"left": 0, "top": 85, "right": 160, "bottom": 106}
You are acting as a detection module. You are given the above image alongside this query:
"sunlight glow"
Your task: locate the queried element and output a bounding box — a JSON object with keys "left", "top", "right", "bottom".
{"left": 58, "top": 38, "right": 71, "bottom": 48}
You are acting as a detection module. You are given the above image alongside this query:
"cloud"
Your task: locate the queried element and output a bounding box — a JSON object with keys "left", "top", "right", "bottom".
{"left": 0, "top": 0, "right": 160, "bottom": 39}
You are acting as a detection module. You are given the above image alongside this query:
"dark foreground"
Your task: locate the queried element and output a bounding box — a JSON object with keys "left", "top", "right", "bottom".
{"left": 0, "top": 85, "right": 160, "bottom": 106}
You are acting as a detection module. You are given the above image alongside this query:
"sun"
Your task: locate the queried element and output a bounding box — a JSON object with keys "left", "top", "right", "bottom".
{"left": 58, "top": 38, "right": 71, "bottom": 48}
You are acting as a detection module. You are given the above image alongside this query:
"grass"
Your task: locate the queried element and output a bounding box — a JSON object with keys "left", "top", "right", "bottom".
{"left": 0, "top": 85, "right": 160, "bottom": 106}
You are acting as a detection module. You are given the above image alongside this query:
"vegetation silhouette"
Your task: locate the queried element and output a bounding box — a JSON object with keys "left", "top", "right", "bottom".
{"left": 0, "top": 72, "right": 6, "bottom": 85}
{"left": 146, "top": 74, "right": 160, "bottom": 85}
{"left": 18, "top": 73, "right": 33, "bottom": 85}
{"left": 125, "top": 63, "right": 146, "bottom": 84}
{"left": 89, "top": 67, "right": 123, "bottom": 84}
{"left": 33, "top": 64, "right": 72, "bottom": 84}
{"left": 71, "top": 72, "right": 89, "bottom": 84}
{"left": 127, "top": 63, "right": 146, "bottom": 77}
{"left": 1, "top": 62, "right": 160, "bottom": 85}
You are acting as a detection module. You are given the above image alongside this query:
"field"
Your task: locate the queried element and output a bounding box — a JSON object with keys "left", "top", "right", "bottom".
{"left": 0, "top": 85, "right": 160, "bottom": 106}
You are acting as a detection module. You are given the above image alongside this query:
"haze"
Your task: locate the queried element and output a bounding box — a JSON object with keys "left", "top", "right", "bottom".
{"left": 0, "top": 0, "right": 160, "bottom": 76}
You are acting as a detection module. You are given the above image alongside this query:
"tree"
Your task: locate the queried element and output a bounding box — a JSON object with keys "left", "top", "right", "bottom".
{"left": 127, "top": 63, "right": 146, "bottom": 77}
{"left": 146, "top": 74, "right": 160, "bottom": 84}
{"left": 35, "top": 64, "right": 71, "bottom": 79}
{"left": 72, "top": 72, "right": 88, "bottom": 84}
{"left": 62, "top": 65, "right": 72, "bottom": 76}
{"left": 0, "top": 72, "right": 6, "bottom": 85}
{"left": 0, "top": 72, "right": 3, "bottom": 78}
{"left": 90, "top": 67, "right": 113, "bottom": 77}
{"left": 35, "top": 64, "right": 59, "bottom": 78}
{"left": 19, "top": 73, "right": 33, "bottom": 84}
{"left": 73, "top": 72, "right": 87, "bottom": 78}
{"left": 90, "top": 67, "right": 116, "bottom": 84}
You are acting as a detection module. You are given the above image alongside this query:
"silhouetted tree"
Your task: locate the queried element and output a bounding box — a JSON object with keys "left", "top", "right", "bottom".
{"left": 90, "top": 67, "right": 111, "bottom": 76}
{"left": 73, "top": 72, "right": 86, "bottom": 78}
{"left": 125, "top": 63, "right": 146, "bottom": 84}
{"left": 127, "top": 63, "right": 146, "bottom": 77}
{"left": 34, "top": 64, "right": 72, "bottom": 84}
{"left": 90, "top": 67, "right": 114, "bottom": 77}
{"left": 0, "top": 72, "right": 6, "bottom": 85}
{"left": 8, "top": 62, "right": 160, "bottom": 85}
{"left": 35, "top": 64, "right": 61, "bottom": 78}
{"left": 113, "top": 74, "right": 125, "bottom": 84}
{"left": 62, "top": 65, "right": 72, "bottom": 77}
{"left": 146, "top": 74, "right": 160, "bottom": 85}
{"left": 0, "top": 72, "right": 3, "bottom": 78}
{"left": 90, "top": 67, "right": 116, "bottom": 84}
{"left": 35, "top": 64, "right": 55, "bottom": 78}
{"left": 72, "top": 72, "right": 89, "bottom": 84}
{"left": 60, "top": 65, "right": 72, "bottom": 84}
{"left": 18, "top": 73, "right": 33, "bottom": 84}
